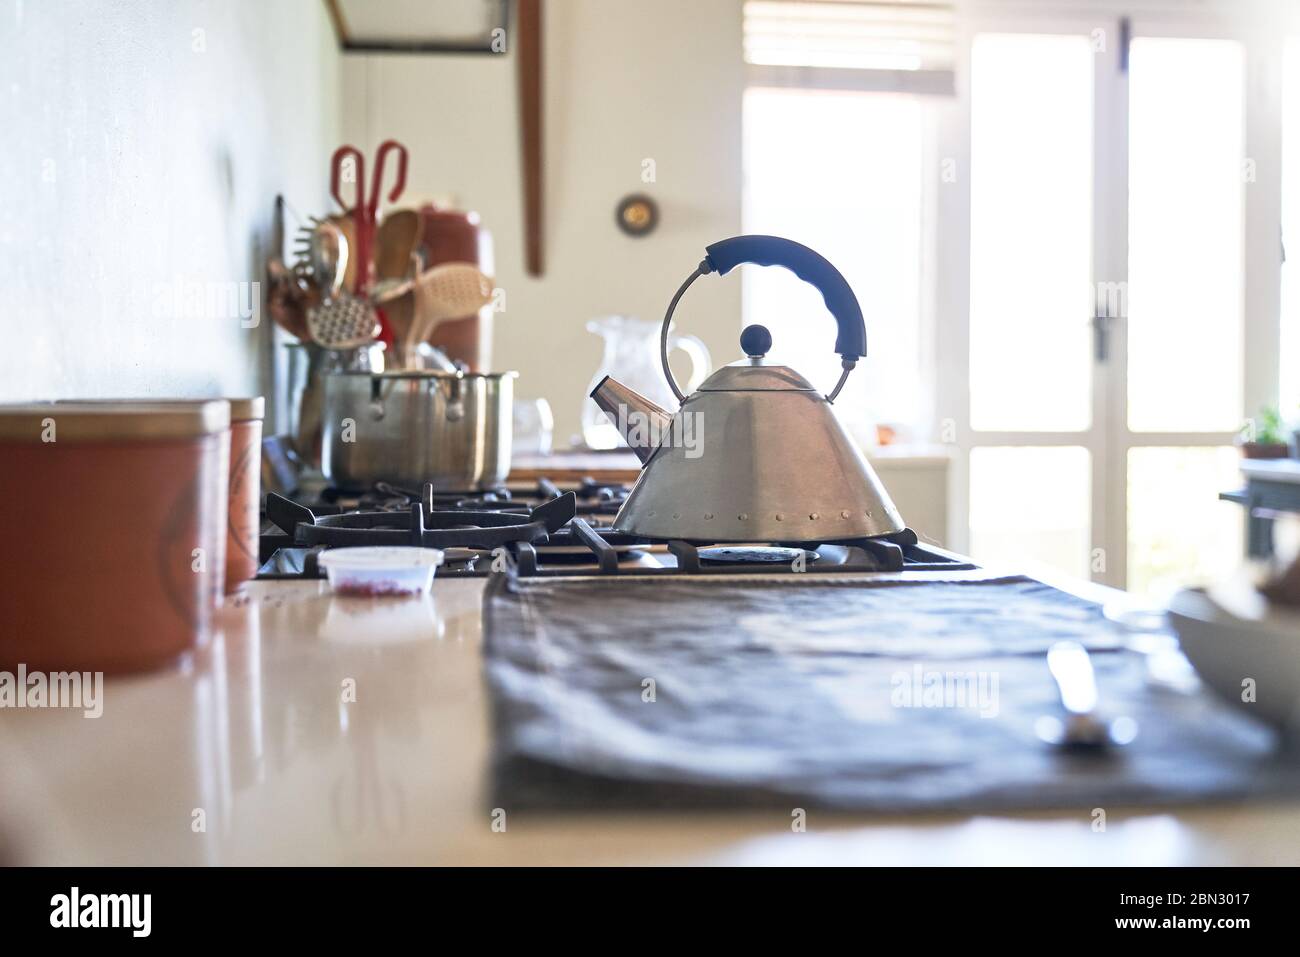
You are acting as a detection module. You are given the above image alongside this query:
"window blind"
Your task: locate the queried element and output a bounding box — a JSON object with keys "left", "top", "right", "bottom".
{"left": 744, "top": 0, "right": 957, "bottom": 94}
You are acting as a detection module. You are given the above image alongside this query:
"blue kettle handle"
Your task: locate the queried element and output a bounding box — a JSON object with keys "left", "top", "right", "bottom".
{"left": 704, "top": 235, "right": 868, "bottom": 359}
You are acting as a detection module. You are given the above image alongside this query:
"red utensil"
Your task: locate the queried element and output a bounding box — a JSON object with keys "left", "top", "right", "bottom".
{"left": 368, "top": 139, "right": 408, "bottom": 228}
{"left": 374, "top": 307, "right": 396, "bottom": 353}
{"left": 329, "top": 140, "right": 409, "bottom": 298}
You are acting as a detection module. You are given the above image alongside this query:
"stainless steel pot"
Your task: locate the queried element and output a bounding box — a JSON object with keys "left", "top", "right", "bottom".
{"left": 321, "top": 370, "right": 515, "bottom": 491}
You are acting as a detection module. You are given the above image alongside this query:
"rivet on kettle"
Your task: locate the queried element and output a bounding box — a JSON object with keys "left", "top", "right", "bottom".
{"left": 738, "top": 513, "right": 748, "bottom": 521}
{"left": 810, "top": 512, "right": 819, "bottom": 521}
{"left": 840, "top": 510, "right": 851, "bottom": 519}
{"left": 775, "top": 513, "right": 784, "bottom": 521}
{"left": 672, "top": 513, "right": 680, "bottom": 520}
{"left": 704, "top": 512, "right": 713, "bottom": 520}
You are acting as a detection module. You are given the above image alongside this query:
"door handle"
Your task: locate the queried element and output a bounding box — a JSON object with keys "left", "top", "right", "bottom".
{"left": 1091, "top": 314, "right": 1114, "bottom": 363}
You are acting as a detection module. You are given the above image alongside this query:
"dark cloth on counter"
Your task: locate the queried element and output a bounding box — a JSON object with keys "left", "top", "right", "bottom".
{"left": 483, "top": 573, "right": 1300, "bottom": 812}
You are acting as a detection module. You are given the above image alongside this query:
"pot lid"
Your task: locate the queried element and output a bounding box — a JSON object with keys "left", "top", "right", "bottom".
{"left": 0, "top": 400, "right": 230, "bottom": 442}
{"left": 697, "top": 324, "right": 816, "bottom": 392}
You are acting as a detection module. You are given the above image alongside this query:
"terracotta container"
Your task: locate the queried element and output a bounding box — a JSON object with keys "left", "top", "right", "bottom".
{"left": 417, "top": 204, "right": 495, "bottom": 371}
{"left": 225, "top": 397, "right": 265, "bottom": 592}
{"left": 0, "top": 401, "right": 230, "bottom": 673}
{"left": 52, "top": 395, "right": 263, "bottom": 591}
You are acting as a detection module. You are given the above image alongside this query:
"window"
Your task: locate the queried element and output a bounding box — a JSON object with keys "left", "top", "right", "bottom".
{"left": 1127, "top": 38, "right": 1245, "bottom": 434}
{"left": 743, "top": 86, "right": 927, "bottom": 434}
{"left": 957, "top": 20, "right": 1255, "bottom": 595}
{"left": 969, "top": 33, "right": 1094, "bottom": 434}
{"left": 1124, "top": 36, "right": 1245, "bottom": 595}
{"left": 740, "top": 1, "right": 952, "bottom": 436}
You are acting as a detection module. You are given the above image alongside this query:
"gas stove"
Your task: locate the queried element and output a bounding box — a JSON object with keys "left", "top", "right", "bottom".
{"left": 257, "top": 479, "right": 976, "bottom": 579}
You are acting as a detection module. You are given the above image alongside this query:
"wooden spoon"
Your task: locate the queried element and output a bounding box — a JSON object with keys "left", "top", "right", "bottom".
{"left": 372, "top": 209, "right": 422, "bottom": 301}
{"left": 381, "top": 291, "right": 416, "bottom": 367}
{"left": 402, "top": 263, "right": 494, "bottom": 368}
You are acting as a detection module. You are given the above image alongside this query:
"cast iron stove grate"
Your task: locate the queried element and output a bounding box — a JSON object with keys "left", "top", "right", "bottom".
{"left": 513, "top": 519, "right": 976, "bottom": 576}
{"left": 264, "top": 488, "right": 576, "bottom": 550}
{"left": 256, "top": 481, "right": 974, "bottom": 580}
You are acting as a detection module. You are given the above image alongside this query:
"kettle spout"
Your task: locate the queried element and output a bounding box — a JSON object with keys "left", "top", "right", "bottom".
{"left": 589, "top": 376, "right": 673, "bottom": 464}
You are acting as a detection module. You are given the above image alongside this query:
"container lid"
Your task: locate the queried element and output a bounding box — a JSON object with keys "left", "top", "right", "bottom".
{"left": 228, "top": 396, "right": 265, "bottom": 422}
{"left": 317, "top": 546, "right": 446, "bottom": 571}
{"left": 0, "top": 401, "right": 231, "bottom": 442}
{"left": 52, "top": 395, "right": 263, "bottom": 422}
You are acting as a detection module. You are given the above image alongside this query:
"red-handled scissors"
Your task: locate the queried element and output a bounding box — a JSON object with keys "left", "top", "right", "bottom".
{"left": 330, "top": 139, "right": 409, "bottom": 295}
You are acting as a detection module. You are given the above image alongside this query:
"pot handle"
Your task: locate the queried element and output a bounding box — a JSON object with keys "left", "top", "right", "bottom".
{"left": 660, "top": 235, "right": 866, "bottom": 403}
{"left": 434, "top": 374, "right": 466, "bottom": 422}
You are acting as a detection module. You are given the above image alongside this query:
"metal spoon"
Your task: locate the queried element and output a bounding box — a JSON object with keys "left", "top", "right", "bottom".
{"left": 1036, "top": 641, "right": 1138, "bottom": 750}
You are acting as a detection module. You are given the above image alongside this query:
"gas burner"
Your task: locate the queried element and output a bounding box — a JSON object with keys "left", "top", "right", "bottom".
{"left": 373, "top": 481, "right": 519, "bottom": 512}
{"left": 265, "top": 491, "right": 576, "bottom": 550}
{"left": 320, "top": 481, "right": 520, "bottom": 513}
{"left": 698, "top": 546, "right": 815, "bottom": 565}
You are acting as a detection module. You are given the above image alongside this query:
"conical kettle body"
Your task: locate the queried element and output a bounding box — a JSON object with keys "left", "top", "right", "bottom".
{"left": 613, "top": 389, "right": 904, "bottom": 542}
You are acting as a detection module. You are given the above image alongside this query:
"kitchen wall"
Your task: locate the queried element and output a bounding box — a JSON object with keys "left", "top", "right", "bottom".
{"left": 0, "top": 0, "right": 342, "bottom": 422}
{"left": 341, "top": 0, "right": 745, "bottom": 443}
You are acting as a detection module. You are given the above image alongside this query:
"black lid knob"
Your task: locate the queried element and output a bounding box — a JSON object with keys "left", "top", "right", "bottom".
{"left": 740, "top": 324, "right": 772, "bottom": 358}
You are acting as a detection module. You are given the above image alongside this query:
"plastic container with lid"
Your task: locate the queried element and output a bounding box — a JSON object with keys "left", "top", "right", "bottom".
{"left": 317, "top": 547, "right": 445, "bottom": 597}
{"left": 0, "top": 401, "right": 230, "bottom": 673}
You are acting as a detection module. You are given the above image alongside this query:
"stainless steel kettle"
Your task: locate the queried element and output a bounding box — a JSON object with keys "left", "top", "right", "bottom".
{"left": 589, "top": 235, "right": 905, "bottom": 543}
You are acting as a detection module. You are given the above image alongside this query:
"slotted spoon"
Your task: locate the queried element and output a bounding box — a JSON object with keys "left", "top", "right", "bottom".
{"left": 402, "top": 263, "right": 494, "bottom": 368}
{"left": 307, "top": 293, "right": 379, "bottom": 350}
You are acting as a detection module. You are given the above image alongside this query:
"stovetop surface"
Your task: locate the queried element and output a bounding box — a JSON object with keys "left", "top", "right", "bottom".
{"left": 258, "top": 478, "right": 976, "bottom": 580}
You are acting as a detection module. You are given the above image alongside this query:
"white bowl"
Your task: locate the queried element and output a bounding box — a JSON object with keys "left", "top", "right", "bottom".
{"left": 317, "top": 546, "right": 444, "bottom": 597}
{"left": 1168, "top": 585, "right": 1300, "bottom": 731}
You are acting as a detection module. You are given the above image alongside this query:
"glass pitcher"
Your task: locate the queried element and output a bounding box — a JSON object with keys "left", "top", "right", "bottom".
{"left": 581, "top": 315, "right": 711, "bottom": 450}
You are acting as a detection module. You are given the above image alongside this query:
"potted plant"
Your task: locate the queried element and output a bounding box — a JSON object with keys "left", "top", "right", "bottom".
{"left": 1240, "top": 406, "right": 1290, "bottom": 459}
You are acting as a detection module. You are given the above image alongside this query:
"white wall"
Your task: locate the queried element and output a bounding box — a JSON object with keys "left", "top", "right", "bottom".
{"left": 341, "top": 0, "right": 745, "bottom": 442}
{"left": 0, "top": 0, "right": 341, "bottom": 424}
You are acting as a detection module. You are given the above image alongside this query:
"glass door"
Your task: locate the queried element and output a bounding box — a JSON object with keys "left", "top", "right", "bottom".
{"left": 958, "top": 18, "right": 1116, "bottom": 584}
{"left": 1114, "top": 26, "right": 1250, "bottom": 595}
{"left": 950, "top": 8, "right": 1270, "bottom": 594}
